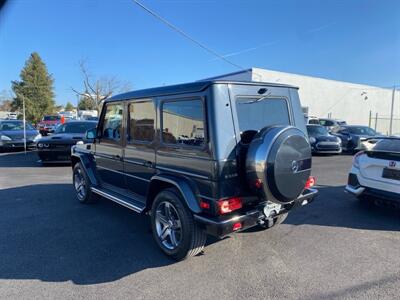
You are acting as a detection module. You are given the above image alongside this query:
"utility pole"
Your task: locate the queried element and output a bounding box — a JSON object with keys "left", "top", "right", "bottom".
{"left": 23, "top": 97, "right": 26, "bottom": 154}
{"left": 389, "top": 85, "right": 395, "bottom": 135}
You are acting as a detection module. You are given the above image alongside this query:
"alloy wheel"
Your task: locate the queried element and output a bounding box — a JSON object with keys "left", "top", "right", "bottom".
{"left": 155, "top": 201, "right": 182, "bottom": 250}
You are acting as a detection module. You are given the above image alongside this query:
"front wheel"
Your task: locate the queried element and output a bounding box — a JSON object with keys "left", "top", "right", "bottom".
{"left": 151, "top": 188, "right": 207, "bottom": 260}
{"left": 73, "top": 162, "right": 97, "bottom": 204}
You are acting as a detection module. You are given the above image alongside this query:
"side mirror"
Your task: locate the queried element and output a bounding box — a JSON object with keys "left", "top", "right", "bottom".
{"left": 86, "top": 128, "right": 97, "bottom": 140}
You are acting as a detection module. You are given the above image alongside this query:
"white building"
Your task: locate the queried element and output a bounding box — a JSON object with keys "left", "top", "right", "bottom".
{"left": 207, "top": 68, "right": 400, "bottom": 135}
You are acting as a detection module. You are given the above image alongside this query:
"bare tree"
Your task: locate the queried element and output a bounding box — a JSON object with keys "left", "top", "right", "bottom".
{"left": 71, "top": 60, "right": 132, "bottom": 112}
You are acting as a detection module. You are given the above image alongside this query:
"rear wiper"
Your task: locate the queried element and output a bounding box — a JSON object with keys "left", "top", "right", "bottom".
{"left": 239, "top": 94, "right": 272, "bottom": 105}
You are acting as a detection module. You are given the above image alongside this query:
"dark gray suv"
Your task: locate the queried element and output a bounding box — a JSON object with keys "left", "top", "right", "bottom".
{"left": 71, "top": 80, "right": 318, "bottom": 260}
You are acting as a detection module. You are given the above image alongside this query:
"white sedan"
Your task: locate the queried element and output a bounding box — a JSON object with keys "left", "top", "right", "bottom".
{"left": 345, "top": 138, "right": 400, "bottom": 206}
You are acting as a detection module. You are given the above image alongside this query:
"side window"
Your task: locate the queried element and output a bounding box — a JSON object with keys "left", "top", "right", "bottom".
{"left": 162, "top": 99, "right": 205, "bottom": 147}
{"left": 129, "top": 101, "right": 155, "bottom": 142}
{"left": 101, "top": 103, "right": 123, "bottom": 141}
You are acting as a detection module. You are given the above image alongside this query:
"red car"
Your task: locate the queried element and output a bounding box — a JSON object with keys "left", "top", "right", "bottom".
{"left": 37, "top": 115, "right": 61, "bottom": 135}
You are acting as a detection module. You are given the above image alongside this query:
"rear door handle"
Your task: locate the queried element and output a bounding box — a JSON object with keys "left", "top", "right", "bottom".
{"left": 114, "top": 154, "right": 122, "bottom": 161}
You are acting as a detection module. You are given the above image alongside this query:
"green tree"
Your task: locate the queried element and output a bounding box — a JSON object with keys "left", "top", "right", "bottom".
{"left": 11, "top": 52, "right": 55, "bottom": 122}
{"left": 65, "top": 101, "right": 74, "bottom": 111}
{"left": 77, "top": 95, "right": 96, "bottom": 110}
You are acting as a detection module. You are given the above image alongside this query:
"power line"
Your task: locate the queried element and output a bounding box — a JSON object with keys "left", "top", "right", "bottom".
{"left": 131, "top": 0, "right": 252, "bottom": 75}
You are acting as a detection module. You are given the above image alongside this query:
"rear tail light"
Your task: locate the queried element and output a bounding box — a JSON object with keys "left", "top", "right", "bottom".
{"left": 199, "top": 199, "right": 210, "bottom": 210}
{"left": 353, "top": 151, "right": 365, "bottom": 169}
{"left": 304, "top": 176, "right": 316, "bottom": 189}
{"left": 217, "top": 197, "right": 242, "bottom": 214}
{"left": 232, "top": 222, "right": 242, "bottom": 231}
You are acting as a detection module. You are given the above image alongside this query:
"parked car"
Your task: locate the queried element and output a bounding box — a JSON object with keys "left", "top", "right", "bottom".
{"left": 307, "top": 124, "right": 342, "bottom": 154}
{"left": 37, "top": 120, "right": 97, "bottom": 163}
{"left": 71, "top": 80, "right": 318, "bottom": 260}
{"left": 331, "top": 125, "right": 382, "bottom": 153}
{"left": 0, "top": 120, "right": 41, "bottom": 151}
{"left": 307, "top": 116, "right": 320, "bottom": 125}
{"left": 37, "top": 115, "right": 62, "bottom": 135}
{"left": 345, "top": 137, "right": 400, "bottom": 207}
{"left": 318, "top": 118, "right": 347, "bottom": 131}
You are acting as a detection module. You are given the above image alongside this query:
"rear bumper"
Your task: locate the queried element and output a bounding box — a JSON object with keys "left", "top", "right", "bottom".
{"left": 345, "top": 172, "right": 400, "bottom": 204}
{"left": 194, "top": 188, "right": 318, "bottom": 238}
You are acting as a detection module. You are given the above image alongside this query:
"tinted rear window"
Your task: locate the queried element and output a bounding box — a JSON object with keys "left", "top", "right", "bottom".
{"left": 235, "top": 97, "right": 290, "bottom": 132}
{"left": 43, "top": 116, "right": 60, "bottom": 121}
{"left": 373, "top": 139, "right": 400, "bottom": 153}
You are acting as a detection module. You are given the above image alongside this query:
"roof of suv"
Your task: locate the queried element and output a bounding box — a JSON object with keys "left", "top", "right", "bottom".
{"left": 108, "top": 80, "right": 298, "bottom": 102}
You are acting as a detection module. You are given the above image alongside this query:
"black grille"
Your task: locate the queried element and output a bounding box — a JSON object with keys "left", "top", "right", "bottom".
{"left": 348, "top": 173, "right": 360, "bottom": 187}
{"left": 316, "top": 144, "right": 340, "bottom": 150}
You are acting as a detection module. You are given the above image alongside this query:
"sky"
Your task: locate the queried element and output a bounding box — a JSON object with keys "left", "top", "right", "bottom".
{"left": 0, "top": 0, "right": 399, "bottom": 105}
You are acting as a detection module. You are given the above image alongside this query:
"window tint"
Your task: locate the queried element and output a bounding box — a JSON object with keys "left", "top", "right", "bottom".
{"left": 307, "top": 125, "right": 328, "bottom": 136}
{"left": 235, "top": 97, "right": 290, "bottom": 132}
{"left": 308, "top": 119, "right": 320, "bottom": 124}
{"left": 162, "top": 99, "right": 205, "bottom": 147}
{"left": 101, "top": 104, "right": 123, "bottom": 141}
{"left": 319, "top": 120, "right": 334, "bottom": 126}
{"left": 374, "top": 139, "right": 400, "bottom": 153}
{"left": 56, "top": 122, "right": 96, "bottom": 134}
{"left": 129, "top": 101, "right": 155, "bottom": 142}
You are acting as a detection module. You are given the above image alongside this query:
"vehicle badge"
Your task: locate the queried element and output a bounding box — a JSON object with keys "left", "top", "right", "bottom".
{"left": 291, "top": 160, "right": 299, "bottom": 173}
{"left": 389, "top": 161, "right": 396, "bottom": 168}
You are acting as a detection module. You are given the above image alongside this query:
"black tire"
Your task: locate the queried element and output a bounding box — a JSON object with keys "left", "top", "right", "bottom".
{"left": 73, "top": 162, "right": 97, "bottom": 204}
{"left": 258, "top": 212, "right": 289, "bottom": 229}
{"left": 151, "top": 188, "right": 207, "bottom": 261}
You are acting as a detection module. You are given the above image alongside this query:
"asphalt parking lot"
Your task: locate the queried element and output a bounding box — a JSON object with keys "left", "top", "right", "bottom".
{"left": 1, "top": 151, "right": 400, "bottom": 300}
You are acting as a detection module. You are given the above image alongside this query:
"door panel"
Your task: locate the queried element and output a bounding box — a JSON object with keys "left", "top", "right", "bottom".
{"left": 124, "top": 100, "right": 156, "bottom": 198}
{"left": 95, "top": 103, "right": 125, "bottom": 190}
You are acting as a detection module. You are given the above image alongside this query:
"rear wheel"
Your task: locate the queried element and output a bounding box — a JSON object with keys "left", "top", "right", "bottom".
{"left": 151, "top": 188, "right": 206, "bottom": 260}
{"left": 73, "top": 162, "right": 97, "bottom": 204}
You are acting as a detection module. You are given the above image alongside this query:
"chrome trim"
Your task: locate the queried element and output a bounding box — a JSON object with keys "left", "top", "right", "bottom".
{"left": 91, "top": 187, "right": 144, "bottom": 213}
{"left": 198, "top": 194, "right": 217, "bottom": 201}
{"left": 157, "top": 166, "right": 209, "bottom": 180}
{"left": 124, "top": 158, "right": 146, "bottom": 166}
{"left": 97, "top": 165, "right": 125, "bottom": 176}
{"left": 125, "top": 172, "right": 150, "bottom": 182}
{"left": 345, "top": 185, "right": 365, "bottom": 196}
{"left": 97, "top": 165, "right": 151, "bottom": 182}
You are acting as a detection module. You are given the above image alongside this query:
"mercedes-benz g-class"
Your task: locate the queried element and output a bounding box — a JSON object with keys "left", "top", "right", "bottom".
{"left": 71, "top": 80, "right": 317, "bottom": 260}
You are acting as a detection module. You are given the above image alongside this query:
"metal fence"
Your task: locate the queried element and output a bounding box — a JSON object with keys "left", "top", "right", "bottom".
{"left": 368, "top": 112, "right": 400, "bottom": 135}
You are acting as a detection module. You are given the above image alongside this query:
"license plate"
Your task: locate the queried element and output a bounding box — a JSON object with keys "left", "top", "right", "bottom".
{"left": 382, "top": 168, "right": 400, "bottom": 181}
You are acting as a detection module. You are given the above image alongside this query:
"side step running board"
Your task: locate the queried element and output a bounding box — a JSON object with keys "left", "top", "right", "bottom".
{"left": 91, "top": 187, "right": 145, "bottom": 213}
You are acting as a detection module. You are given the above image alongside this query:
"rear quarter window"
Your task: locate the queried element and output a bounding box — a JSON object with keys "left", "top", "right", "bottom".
{"left": 161, "top": 99, "right": 205, "bottom": 147}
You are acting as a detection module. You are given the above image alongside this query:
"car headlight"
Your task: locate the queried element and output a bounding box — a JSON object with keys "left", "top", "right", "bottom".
{"left": 1, "top": 135, "right": 12, "bottom": 141}
{"left": 309, "top": 137, "right": 316, "bottom": 144}
{"left": 33, "top": 134, "right": 42, "bottom": 142}
{"left": 38, "top": 143, "right": 43, "bottom": 148}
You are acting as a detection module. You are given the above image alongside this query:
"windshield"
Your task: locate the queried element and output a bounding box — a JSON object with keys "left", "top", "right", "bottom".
{"left": 55, "top": 122, "right": 95, "bottom": 134}
{"left": 43, "top": 116, "right": 60, "bottom": 121}
{"left": 307, "top": 125, "right": 328, "bottom": 136}
{"left": 347, "top": 126, "right": 376, "bottom": 135}
{"left": 235, "top": 97, "right": 290, "bottom": 132}
{"left": 0, "top": 121, "right": 35, "bottom": 131}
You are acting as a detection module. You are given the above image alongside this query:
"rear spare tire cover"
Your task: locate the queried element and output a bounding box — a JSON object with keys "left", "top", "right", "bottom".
{"left": 246, "top": 125, "right": 312, "bottom": 204}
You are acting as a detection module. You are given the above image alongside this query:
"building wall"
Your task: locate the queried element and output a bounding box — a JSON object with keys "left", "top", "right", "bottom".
{"left": 210, "top": 68, "right": 400, "bottom": 135}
